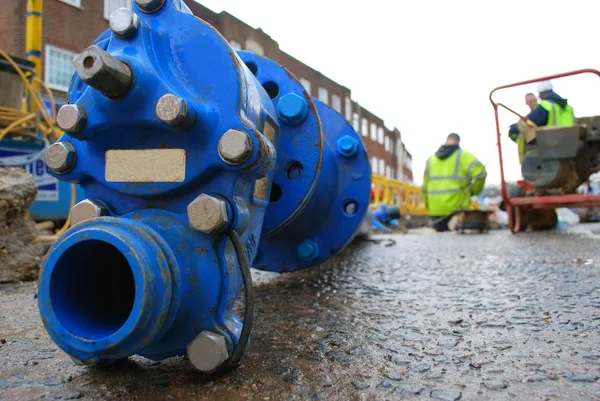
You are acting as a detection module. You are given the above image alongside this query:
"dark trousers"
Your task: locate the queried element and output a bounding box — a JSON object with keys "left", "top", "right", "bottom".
{"left": 430, "top": 214, "right": 453, "bottom": 232}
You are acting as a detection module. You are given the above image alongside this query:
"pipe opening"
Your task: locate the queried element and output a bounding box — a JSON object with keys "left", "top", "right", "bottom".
{"left": 50, "top": 240, "right": 135, "bottom": 340}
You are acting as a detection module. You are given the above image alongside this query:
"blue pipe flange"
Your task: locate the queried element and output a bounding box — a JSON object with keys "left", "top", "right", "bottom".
{"left": 39, "top": 0, "right": 279, "bottom": 372}
{"left": 237, "top": 51, "right": 372, "bottom": 273}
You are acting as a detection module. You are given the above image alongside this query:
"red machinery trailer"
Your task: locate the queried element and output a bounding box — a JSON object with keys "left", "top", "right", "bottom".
{"left": 489, "top": 69, "right": 600, "bottom": 233}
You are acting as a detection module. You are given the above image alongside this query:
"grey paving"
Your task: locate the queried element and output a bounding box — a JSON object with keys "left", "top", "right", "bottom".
{"left": 1, "top": 228, "right": 599, "bottom": 400}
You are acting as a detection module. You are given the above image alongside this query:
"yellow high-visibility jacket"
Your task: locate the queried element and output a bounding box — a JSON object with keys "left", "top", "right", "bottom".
{"left": 421, "top": 148, "right": 487, "bottom": 216}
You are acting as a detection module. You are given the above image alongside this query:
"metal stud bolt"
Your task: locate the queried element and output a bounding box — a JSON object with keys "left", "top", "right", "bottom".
{"left": 56, "top": 104, "right": 87, "bottom": 134}
{"left": 187, "top": 194, "right": 229, "bottom": 235}
{"left": 73, "top": 45, "right": 133, "bottom": 98}
{"left": 187, "top": 331, "right": 230, "bottom": 373}
{"left": 109, "top": 8, "right": 139, "bottom": 39}
{"left": 155, "top": 94, "right": 193, "bottom": 128}
{"left": 276, "top": 93, "right": 308, "bottom": 126}
{"left": 217, "top": 129, "right": 253, "bottom": 165}
{"left": 297, "top": 240, "right": 319, "bottom": 262}
{"left": 70, "top": 199, "right": 109, "bottom": 227}
{"left": 135, "top": 0, "right": 166, "bottom": 13}
{"left": 336, "top": 135, "right": 359, "bottom": 159}
{"left": 45, "top": 142, "right": 76, "bottom": 174}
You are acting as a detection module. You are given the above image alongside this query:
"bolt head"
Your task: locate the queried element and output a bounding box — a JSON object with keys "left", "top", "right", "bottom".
{"left": 135, "top": 0, "right": 166, "bottom": 13}
{"left": 70, "top": 199, "right": 109, "bottom": 227}
{"left": 73, "top": 45, "right": 133, "bottom": 98}
{"left": 336, "top": 135, "right": 359, "bottom": 159}
{"left": 110, "top": 8, "right": 139, "bottom": 38}
{"left": 297, "top": 240, "right": 319, "bottom": 262}
{"left": 56, "top": 104, "right": 86, "bottom": 134}
{"left": 218, "top": 129, "right": 253, "bottom": 165}
{"left": 187, "top": 194, "right": 229, "bottom": 235}
{"left": 187, "top": 331, "right": 230, "bottom": 373}
{"left": 45, "top": 142, "right": 76, "bottom": 174}
{"left": 156, "top": 94, "right": 189, "bottom": 126}
{"left": 277, "top": 92, "right": 309, "bottom": 126}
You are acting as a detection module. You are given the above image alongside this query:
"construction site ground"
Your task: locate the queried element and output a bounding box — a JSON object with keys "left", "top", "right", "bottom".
{"left": 1, "top": 225, "right": 599, "bottom": 401}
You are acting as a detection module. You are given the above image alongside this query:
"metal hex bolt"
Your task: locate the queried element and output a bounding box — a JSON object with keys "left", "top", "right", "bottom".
{"left": 187, "top": 331, "right": 230, "bottom": 373}
{"left": 217, "top": 129, "right": 253, "bottom": 165}
{"left": 110, "top": 8, "right": 139, "bottom": 38}
{"left": 73, "top": 45, "right": 133, "bottom": 98}
{"left": 45, "top": 142, "right": 76, "bottom": 174}
{"left": 187, "top": 194, "right": 229, "bottom": 235}
{"left": 56, "top": 104, "right": 87, "bottom": 134}
{"left": 135, "top": 0, "right": 166, "bottom": 13}
{"left": 336, "top": 135, "right": 359, "bottom": 159}
{"left": 156, "top": 94, "right": 191, "bottom": 127}
{"left": 70, "top": 199, "right": 109, "bottom": 227}
{"left": 297, "top": 240, "right": 319, "bottom": 262}
{"left": 276, "top": 92, "right": 308, "bottom": 126}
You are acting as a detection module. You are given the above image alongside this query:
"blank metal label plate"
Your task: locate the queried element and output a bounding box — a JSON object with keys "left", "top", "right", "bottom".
{"left": 105, "top": 149, "right": 186, "bottom": 182}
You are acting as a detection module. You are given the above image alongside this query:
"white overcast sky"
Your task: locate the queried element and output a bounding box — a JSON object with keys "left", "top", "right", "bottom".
{"left": 196, "top": 0, "right": 600, "bottom": 185}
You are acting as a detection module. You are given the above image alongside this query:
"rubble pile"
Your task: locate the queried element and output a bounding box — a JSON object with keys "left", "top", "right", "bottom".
{"left": 0, "top": 167, "right": 46, "bottom": 283}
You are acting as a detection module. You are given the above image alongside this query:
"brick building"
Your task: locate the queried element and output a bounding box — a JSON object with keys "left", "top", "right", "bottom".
{"left": 0, "top": 0, "right": 413, "bottom": 182}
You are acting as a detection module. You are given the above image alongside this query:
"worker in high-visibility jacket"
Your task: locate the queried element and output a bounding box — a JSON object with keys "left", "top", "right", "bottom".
{"left": 508, "top": 81, "right": 575, "bottom": 163}
{"left": 422, "top": 133, "right": 487, "bottom": 232}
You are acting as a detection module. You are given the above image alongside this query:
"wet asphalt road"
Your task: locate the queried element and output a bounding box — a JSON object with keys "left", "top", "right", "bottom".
{"left": 1, "top": 228, "right": 599, "bottom": 401}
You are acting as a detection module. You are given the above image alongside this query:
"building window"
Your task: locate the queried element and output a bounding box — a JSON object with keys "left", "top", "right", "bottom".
{"left": 384, "top": 137, "right": 389, "bottom": 152}
{"left": 352, "top": 113, "right": 360, "bottom": 133}
{"left": 230, "top": 40, "right": 242, "bottom": 51}
{"left": 370, "top": 123, "right": 377, "bottom": 141}
{"left": 104, "top": 0, "right": 132, "bottom": 19}
{"left": 379, "top": 159, "right": 385, "bottom": 176}
{"left": 398, "top": 167, "right": 403, "bottom": 181}
{"left": 371, "top": 157, "right": 378, "bottom": 174}
{"left": 386, "top": 166, "right": 391, "bottom": 178}
{"left": 331, "top": 94, "right": 341, "bottom": 113}
{"left": 245, "top": 39, "right": 264, "bottom": 56}
{"left": 344, "top": 97, "right": 352, "bottom": 121}
{"left": 377, "top": 127, "right": 384, "bottom": 144}
{"left": 361, "top": 118, "right": 368, "bottom": 138}
{"left": 318, "top": 87, "right": 328, "bottom": 105}
{"left": 45, "top": 45, "right": 77, "bottom": 92}
{"left": 299, "top": 78, "right": 311, "bottom": 95}
{"left": 60, "top": 0, "right": 81, "bottom": 7}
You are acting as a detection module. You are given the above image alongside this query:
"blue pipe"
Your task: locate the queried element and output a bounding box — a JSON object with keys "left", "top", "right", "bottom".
{"left": 373, "top": 204, "right": 401, "bottom": 225}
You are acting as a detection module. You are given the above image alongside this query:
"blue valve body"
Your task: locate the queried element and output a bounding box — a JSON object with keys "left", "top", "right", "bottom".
{"left": 38, "top": 0, "right": 371, "bottom": 369}
{"left": 38, "top": 1, "right": 278, "bottom": 365}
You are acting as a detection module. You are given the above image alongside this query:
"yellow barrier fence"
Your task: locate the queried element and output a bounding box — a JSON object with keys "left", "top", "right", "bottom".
{"left": 370, "top": 174, "right": 428, "bottom": 216}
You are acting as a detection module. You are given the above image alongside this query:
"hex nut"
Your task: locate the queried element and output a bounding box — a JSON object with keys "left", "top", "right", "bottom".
{"left": 110, "top": 8, "right": 139, "bottom": 38}
{"left": 276, "top": 92, "right": 309, "bottom": 126}
{"left": 187, "top": 331, "right": 230, "bottom": 373}
{"left": 45, "top": 142, "right": 76, "bottom": 174}
{"left": 187, "top": 194, "right": 229, "bottom": 235}
{"left": 73, "top": 45, "right": 133, "bottom": 98}
{"left": 297, "top": 240, "right": 319, "bottom": 262}
{"left": 70, "top": 199, "right": 109, "bottom": 227}
{"left": 135, "top": 0, "right": 166, "bottom": 13}
{"left": 156, "top": 94, "right": 189, "bottom": 126}
{"left": 217, "top": 129, "right": 253, "bottom": 165}
{"left": 56, "top": 104, "right": 87, "bottom": 134}
{"left": 336, "top": 135, "right": 359, "bottom": 159}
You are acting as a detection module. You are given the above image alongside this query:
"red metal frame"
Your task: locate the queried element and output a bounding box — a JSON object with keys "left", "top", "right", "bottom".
{"left": 489, "top": 69, "right": 600, "bottom": 232}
